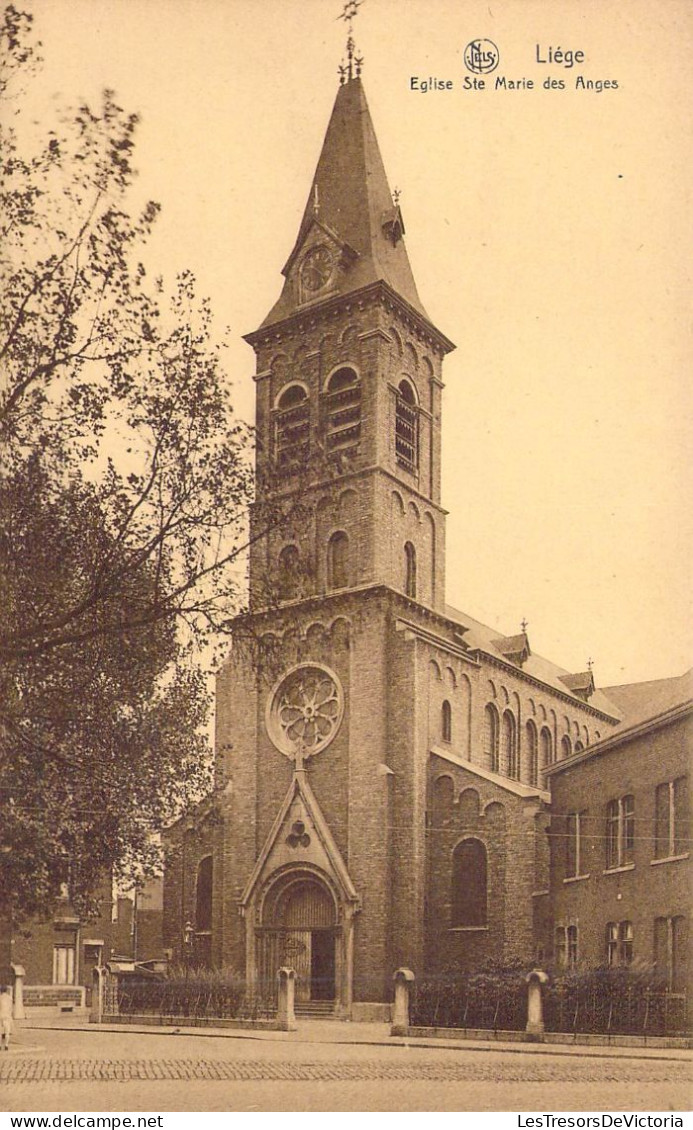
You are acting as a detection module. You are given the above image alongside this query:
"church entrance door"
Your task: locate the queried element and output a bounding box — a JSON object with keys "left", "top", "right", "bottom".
{"left": 260, "top": 872, "right": 337, "bottom": 1004}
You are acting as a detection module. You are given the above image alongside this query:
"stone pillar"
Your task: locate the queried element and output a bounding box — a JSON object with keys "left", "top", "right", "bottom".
{"left": 11, "top": 964, "right": 25, "bottom": 1020}
{"left": 276, "top": 967, "right": 297, "bottom": 1031}
{"left": 90, "top": 967, "right": 104, "bottom": 1024}
{"left": 525, "top": 969, "right": 549, "bottom": 1040}
{"left": 391, "top": 967, "right": 415, "bottom": 1036}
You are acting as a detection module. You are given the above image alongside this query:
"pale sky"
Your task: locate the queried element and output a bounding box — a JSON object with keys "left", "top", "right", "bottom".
{"left": 19, "top": 0, "right": 693, "bottom": 688}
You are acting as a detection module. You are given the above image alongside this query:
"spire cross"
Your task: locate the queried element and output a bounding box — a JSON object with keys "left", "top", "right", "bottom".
{"left": 521, "top": 617, "right": 528, "bottom": 634}
{"left": 587, "top": 657, "right": 594, "bottom": 672}
{"left": 337, "top": 0, "right": 364, "bottom": 82}
{"left": 392, "top": 187, "right": 401, "bottom": 206}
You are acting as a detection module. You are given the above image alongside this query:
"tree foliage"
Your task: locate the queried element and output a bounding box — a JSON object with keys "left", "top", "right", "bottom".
{"left": 0, "top": 6, "right": 266, "bottom": 916}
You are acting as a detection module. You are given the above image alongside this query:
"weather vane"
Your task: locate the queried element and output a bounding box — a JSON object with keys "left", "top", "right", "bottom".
{"left": 337, "top": 0, "right": 364, "bottom": 83}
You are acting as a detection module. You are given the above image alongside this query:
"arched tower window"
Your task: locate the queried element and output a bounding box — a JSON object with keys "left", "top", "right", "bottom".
{"left": 275, "top": 384, "right": 309, "bottom": 469}
{"left": 451, "top": 838, "right": 487, "bottom": 927}
{"left": 327, "top": 530, "right": 350, "bottom": 590}
{"left": 325, "top": 366, "right": 361, "bottom": 454}
{"left": 526, "top": 720, "right": 539, "bottom": 787}
{"left": 404, "top": 541, "right": 417, "bottom": 598}
{"left": 502, "top": 711, "right": 518, "bottom": 779}
{"left": 395, "top": 379, "right": 418, "bottom": 470}
{"left": 278, "top": 544, "right": 300, "bottom": 600}
{"left": 442, "top": 699, "right": 452, "bottom": 743}
{"left": 484, "top": 703, "right": 500, "bottom": 773}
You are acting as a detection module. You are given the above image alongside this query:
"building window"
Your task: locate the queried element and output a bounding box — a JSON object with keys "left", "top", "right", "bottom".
{"left": 539, "top": 727, "right": 553, "bottom": 783}
{"left": 526, "top": 721, "right": 539, "bottom": 786}
{"left": 654, "top": 915, "right": 688, "bottom": 991}
{"left": 395, "top": 379, "right": 418, "bottom": 470}
{"left": 605, "top": 794, "right": 635, "bottom": 869}
{"left": 451, "top": 838, "right": 487, "bottom": 927}
{"left": 560, "top": 735, "right": 572, "bottom": 760}
{"left": 441, "top": 699, "right": 452, "bottom": 743}
{"left": 654, "top": 777, "right": 689, "bottom": 859}
{"left": 574, "top": 740, "right": 585, "bottom": 753}
{"left": 502, "top": 711, "right": 518, "bottom": 779}
{"left": 327, "top": 530, "right": 350, "bottom": 590}
{"left": 566, "top": 811, "right": 587, "bottom": 878}
{"left": 324, "top": 366, "right": 361, "bottom": 454}
{"left": 275, "top": 383, "right": 310, "bottom": 469}
{"left": 278, "top": 544, "right": 300, "bottom": 600}
{"left": 53, "top": 944, "right": 76, "bottom": 986}
{"left": 195, "top": 856, "right": 213, "bottom": 934}
{"left": 555, "top": 925, "right": 579, "bottom": 969}
{"left": 484, "top": 704, "right": 500, "bottom": 773}
{"left": 404, "top": 541, "right": 417, "bottom": 598}
{"left": 606, "top": 921, "right": 634, "bottom": 967}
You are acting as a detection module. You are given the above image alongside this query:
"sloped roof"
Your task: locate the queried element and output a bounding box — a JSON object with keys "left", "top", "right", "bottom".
{"left": 257, "top": 77, "right": 430, "bottom": 331}
{"left": 602, "top": 669, "right": 693, "bottom": 730}
{"left": 444, "top": 603, "right": 622, "bottom": 719}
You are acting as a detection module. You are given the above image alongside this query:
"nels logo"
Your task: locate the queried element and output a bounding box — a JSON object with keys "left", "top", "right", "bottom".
{"left": 463, "top": 39, "right": 500, "bottom": 74}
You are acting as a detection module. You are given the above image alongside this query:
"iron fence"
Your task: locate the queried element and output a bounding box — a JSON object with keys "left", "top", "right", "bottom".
{"left": 544, "top": 980, "right": 689, "bottom": 1037}
{"left": 114, "top": 975, "right": 276, "bottom": 1021}
{"left": 411, "top": 972, "right": 527, "bottom": 1032}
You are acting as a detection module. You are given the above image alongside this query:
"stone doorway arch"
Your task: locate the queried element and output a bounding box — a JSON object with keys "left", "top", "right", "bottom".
{"left": 256, "top": 868, "right": 340, "bottom": 1006}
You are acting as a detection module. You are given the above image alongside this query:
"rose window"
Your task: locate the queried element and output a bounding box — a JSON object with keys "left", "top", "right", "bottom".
{"left": 266, "top": 663, "right": 344, "bottom": 760}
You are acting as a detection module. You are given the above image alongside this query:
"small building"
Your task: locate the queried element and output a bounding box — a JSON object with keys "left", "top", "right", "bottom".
{"left": 546, "top": 670, "right": 691, "bottom": 999}
{"left": 7, "top": 880, "right": 118, "bottom": 1009}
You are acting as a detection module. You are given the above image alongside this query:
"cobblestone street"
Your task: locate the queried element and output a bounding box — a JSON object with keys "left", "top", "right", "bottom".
{"left": 0, "top": 1020, "right": 690, "bottom": 1112}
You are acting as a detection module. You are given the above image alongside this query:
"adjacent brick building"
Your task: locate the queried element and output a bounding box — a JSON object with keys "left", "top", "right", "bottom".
{"left": 547, "top": 671, "right": 691, "bottom": 996}
{"left": 162, "top": 67, "right": 638, "bottom": 1017}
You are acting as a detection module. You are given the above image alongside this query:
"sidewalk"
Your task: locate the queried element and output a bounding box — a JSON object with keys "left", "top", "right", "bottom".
{"left": 19, "top": 1013, "right": 693, "bottom": 1062}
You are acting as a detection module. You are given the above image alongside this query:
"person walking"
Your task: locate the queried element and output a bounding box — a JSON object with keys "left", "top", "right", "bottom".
{"left": 0, "top": 985, "right": 13, "bottom": 1051}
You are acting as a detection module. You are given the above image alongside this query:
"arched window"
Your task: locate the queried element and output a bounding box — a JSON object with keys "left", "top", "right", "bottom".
{"left": 395, "top": 379, "right": 418, "bottom": 469}
{"left": 325, "top": 367, "right": 361, "bottom": 454}
{"left": 195, "top": 856, "right": 213, "bottom": 933}
{"left": 278, "top": 544, "right": 300, "bottom": 600}
{"left": 526, "top": 721, "right": 539, "bottom": 786}
{"left": 502, "top": 711, "right": 518, "bottom": 779}
{"left": 560, "top": 735, "right": 572, "bottom": 760}
{"left": 451, "top": 838, "right": 487, "bottom": 927}
{"left": 404, "top": 541, "right": 417, "bottom": 598}
{"left": 539, "top": 727, "right": 553, "bottom": 783}
{"left": 275, "top": 384, "right": 309, "bottom": 469}
{"left": 484, "top": 704, "right": 500, "bottom": 773}
{"left": 574, "top": 740, "right": 585, "bottom": 753}
{"left": 327, "top": 530, "right": 350, "bottom": 590}
{"left": 442, "top": 699, "right": 452, "bottom": 743}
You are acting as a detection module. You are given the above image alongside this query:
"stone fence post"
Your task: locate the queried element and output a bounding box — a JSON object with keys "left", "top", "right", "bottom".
{"left": 90, "top": 966, "right": 106, "bottom": 1024}
{"left": 276, "top": 967, "right": 297, "bottom": 1031}
{"left": 525, "top": 969, "right": 549, "bottom": 1040}
{"left": 391, "top": 967, "right": 415, "bottom": 1036}
{"left": 11, "top": 965, "right": 25, "bottom": 1020}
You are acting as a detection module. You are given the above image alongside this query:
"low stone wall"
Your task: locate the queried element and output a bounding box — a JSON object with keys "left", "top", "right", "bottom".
{"left": 394, "top": 1025, "right": 693, "bottom": 1050}
{"left": 97, "top": 1013, "right": 289, "bottom": 1031}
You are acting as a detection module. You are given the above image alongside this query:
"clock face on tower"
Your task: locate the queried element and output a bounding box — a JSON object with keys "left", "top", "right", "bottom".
{"left": 300, "top": 245, "right": 334, "bottom": 293}
{"left": 266, "top": 663, "right": 344, "bottom": 760}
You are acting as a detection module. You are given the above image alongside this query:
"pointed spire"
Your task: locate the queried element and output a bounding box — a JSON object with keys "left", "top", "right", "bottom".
{"left": 257, "top": 75, "right": 428, "bottom": 331}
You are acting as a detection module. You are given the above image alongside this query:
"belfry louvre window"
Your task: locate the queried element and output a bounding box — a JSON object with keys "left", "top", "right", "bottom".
{"left": 395, "top": 380, "right": 418, "bottom": 469}
{"left": 605, "top": 794, "right": 635, "bottom": 870}
{"left": 325, "top": 367, "right": 361, "bottom": 453}
{"left": 275, "top": 384, "right": 310, "bottom": 468}
{"left": 654, "top": 777, "right": 689, "bottom": 859}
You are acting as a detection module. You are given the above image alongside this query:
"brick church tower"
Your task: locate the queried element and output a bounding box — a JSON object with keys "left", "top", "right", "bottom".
{"left": 163, "top": 46, "right": 621, "bottom": 1017}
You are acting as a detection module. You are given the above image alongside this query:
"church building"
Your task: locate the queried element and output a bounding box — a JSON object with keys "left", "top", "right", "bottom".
{"left": 162, "top": 50, "right": 624, "bottom": 1019}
